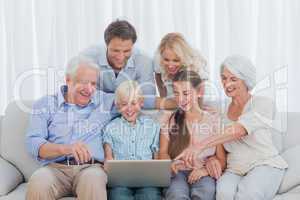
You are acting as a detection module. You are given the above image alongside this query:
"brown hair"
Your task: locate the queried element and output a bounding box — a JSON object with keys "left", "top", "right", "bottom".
{"left": 168, "top": 70, "right": 203, "bottom": 159}
{"left": 104, "top": 20, "right": 137, "bottom": 45}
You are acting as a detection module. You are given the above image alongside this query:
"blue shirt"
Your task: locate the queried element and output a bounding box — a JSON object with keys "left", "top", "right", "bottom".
{"left": 103, "top": 115, "right": 160, "bottom": 160}
{"left": 80, "top": 45, "right": 157, "bottom": 109}
{"left": 26, "top": 85, "right": 116, "bottom": 166}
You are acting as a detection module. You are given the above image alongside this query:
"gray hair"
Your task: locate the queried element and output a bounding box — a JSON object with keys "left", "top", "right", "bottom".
{"left": 65, "top": 55, "right": 100, "bottom": 79}
{"left": 220, "top": 55, "right": 256, "bottom": 90}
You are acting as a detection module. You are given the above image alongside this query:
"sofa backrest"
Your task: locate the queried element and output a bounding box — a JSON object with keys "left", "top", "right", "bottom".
{"left": 283, "top": 112, "right": 300, "bottom": 151}
{"left": 1, "top": 100, "right": 299, "bottom": 182}
{"left": 0, "top": 115, "right": 3, "bottom": 155}
{"left": 0, "top": 101, "right": 39, "bottom": 182}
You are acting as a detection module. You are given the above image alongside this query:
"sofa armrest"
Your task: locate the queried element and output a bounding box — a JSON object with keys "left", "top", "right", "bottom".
{"left": 278, "top": 145, "right": 300, "bottom": 194}
{"left": 0, "top": 157, "right": 23, "bottom": 196}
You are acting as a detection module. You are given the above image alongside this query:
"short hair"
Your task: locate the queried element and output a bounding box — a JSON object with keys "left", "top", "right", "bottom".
{"left": 115, "top": 80, "right": 143, "bottom": 104}
{"left": 104, "top": 20, "right": 137, "bottom": 45}
{"left": 220, "top": 55, "right": 256, "bottom": 90}
{"left": 65, "top": 55, "right": 99, "bottom": 80}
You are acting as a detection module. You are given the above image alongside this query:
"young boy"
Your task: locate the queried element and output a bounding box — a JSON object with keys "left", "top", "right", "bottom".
{"left": 103, "top": 80, "right": 161, "bottom": 200}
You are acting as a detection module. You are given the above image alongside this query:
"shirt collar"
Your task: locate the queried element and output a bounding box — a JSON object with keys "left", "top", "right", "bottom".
{"left": 120, "top": 115, "right": 144, "bottom": 127}
{"left": 98, "top": 45, "right": 135, "bottom": 69}
{"left": 57, "top": 85, "right": 98, "bottom": 107}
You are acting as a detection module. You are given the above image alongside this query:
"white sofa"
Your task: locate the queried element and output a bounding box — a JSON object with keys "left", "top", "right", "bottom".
{"left": 0, "top": 101, "right": 300, "bottom": 199}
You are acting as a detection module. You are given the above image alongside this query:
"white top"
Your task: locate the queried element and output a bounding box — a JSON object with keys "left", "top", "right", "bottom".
{"left": 223, "top": 96, "right": 288, "bottom": 175}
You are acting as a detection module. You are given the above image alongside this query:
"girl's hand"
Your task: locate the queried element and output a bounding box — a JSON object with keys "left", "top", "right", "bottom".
{"left": 205, "top": 156, "right": 222, "bottom": 179}
{"left": 187, "top": 168, "right": 208, "bottom": 184}
{"left": 171, "top": 160, "right": 185, "bottom": 174}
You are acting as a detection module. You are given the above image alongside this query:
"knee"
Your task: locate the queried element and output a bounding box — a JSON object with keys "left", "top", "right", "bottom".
{"left": 80, "top": 166, "right": 107, "bottom": 187}
{"left": 165, "top": 188, "right": 189, "bottom": 200}
{"left": 137, "top": 187, "right": 161, "bottom": 197}
{"left": 27, "top": 167, "right": 56, "bottom": 195}
{"left": 191, "top": 177, "right": 216, "bottom": 200}
{"left": 235, "top": 188, "right": 264, "bottom": 200}
{"left": 216, "top": 184, "right": 234, "bottom": 200}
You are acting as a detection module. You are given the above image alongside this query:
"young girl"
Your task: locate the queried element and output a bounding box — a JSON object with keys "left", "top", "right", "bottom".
{"left": 159, "top": 70, "right": 226, "bottom": 200}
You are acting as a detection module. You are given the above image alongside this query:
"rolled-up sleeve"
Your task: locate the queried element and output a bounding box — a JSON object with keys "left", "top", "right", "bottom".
{"left": 102, "top": 124, "right": 113, "bottom": 147}
{"left": 26, "top": 100, "right": 49, "bottom": 161}
{"left": 135, "top": 54, "right": 157, "bottom": 109}
{"left": 151, "top": 122, "right": 161, "bottom": 153}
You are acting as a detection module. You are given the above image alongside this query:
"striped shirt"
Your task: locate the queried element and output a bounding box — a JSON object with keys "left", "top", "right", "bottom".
{"left": 103, "top": 115, "right": 160, "bottom": 160}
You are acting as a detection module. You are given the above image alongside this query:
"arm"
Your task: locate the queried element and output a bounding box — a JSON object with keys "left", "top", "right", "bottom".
{"left": 158, "top": 134, "right": 170, "bottom": 159}
{"left": 216, "top": 144, "right": 227, "bottom": 171}
{"left": 103, "top": 143, "right": 114, "bottom": 160}
{"left": 155, "top": 97, "right": 177, "bottom": 110}
{"left": 176, "top": 122, "right": 246, "bottom": 163}
{"left": 155, "top": 73, "right": 167, "bottom": 97}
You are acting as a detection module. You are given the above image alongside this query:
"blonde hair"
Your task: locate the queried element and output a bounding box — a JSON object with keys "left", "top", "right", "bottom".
{"left": 156, "top": 32, "right": 208, "bottom": 82}
{"left": 115, "top": 80, "right": 143, "bottom": 104}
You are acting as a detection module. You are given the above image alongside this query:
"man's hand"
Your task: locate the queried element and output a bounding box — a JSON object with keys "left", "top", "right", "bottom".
{"left": 64, "top": 141, "right": 92, "bottom": 164}
{"left": 205, "top": 156, "right": 222, "bottom": 179}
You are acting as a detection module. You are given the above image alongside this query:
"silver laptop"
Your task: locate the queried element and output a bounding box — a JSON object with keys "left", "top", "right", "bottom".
{"left": 105, "top": 159, "right": 172, "bottom": 187}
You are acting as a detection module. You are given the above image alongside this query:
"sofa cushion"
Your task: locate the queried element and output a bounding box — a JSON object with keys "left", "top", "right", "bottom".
{"left": 278, "top": 145, "right": 300, "bottom": 193}
{"left": 0, "top": 182, "right": 76, "bottom": 200}
{"left": 0, "top": 157, "right": 23, "bottom": 196}
{"left": 1, "top": 101, "right": 40, "bottom": 182}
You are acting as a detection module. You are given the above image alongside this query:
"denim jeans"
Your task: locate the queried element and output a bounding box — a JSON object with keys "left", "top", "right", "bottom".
{"left": 165, "top": 171, "right": 216, "bottom": 200}
{"left": 216, "top": 165, "right": 285, "bottom": 200}
{"left": 109, "top": 186, "right": 161, "bottom": 200}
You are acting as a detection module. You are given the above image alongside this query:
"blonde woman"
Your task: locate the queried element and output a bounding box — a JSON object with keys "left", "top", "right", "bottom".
{"left": 154, "top": 33, "right": 208, "bottom": 98}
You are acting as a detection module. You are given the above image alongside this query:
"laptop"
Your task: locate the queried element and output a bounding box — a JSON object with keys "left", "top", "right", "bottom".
{"left": 105, "top": 159, "right": 172, "bottom": 187}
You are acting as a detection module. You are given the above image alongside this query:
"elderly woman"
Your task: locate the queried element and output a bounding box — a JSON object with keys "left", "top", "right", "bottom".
{"left": 176, "top": 55, "right": 288, "bottom": 200}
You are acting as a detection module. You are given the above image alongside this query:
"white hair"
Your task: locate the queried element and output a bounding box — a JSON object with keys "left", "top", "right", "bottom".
{"left": 220, "top": 55, "right": 256, "bottom": 90}
{"left": 65, "top": 55, "right": 100, "bottom": 79}
{"left": 115, "top": 80, "right": 143, "bottom": 104}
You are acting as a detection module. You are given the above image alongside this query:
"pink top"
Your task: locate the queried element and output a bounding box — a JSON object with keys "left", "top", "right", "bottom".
{"left": 160, "top": 110, "right": 220, "bottom": 169}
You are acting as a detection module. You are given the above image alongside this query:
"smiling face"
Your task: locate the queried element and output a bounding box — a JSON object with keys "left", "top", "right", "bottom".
{"left": 66, "top": 65, "right": 98, "bottom": 106}
{"left": 221, "top": 67, "right": 248, "bottom": 98}
{"left": 173, "top": 81, "right": 202, "bottom": 112}
{"left": 117, "top": 95, "right": 144, "bottom": 123}
{"left": 107, "top": 37, "right": 133, "bottom": 70}
{"left": 161, "top": 48, "right": 182, "bottom": 76}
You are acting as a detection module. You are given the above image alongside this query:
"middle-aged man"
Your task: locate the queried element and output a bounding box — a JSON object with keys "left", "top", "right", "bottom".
{"left": 26, "top": 56, "right": 115, "bottom": 200}
{"left": 80, "top": 19, "right": 175, "bottom": 109}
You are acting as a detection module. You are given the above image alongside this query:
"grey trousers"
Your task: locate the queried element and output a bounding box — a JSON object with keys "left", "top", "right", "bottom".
{"left": 26, "top": 163, "right": 107, "bottom": 200}
{"left": 165, "top": 171, "right": 216, "bottom": 200}
{"left": 216, "top": 165, "right": 285, "bottom": 200}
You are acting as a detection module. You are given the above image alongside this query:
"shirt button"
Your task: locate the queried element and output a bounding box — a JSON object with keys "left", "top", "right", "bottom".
{"left": 132, "top": 140, "right": 135, "bottom": 143}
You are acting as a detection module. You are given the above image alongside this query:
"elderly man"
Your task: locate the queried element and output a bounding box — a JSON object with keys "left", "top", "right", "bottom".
{"left": 26, "top": 56, "right": 115, "bottom": 200}
{"left": 81, "top": 19, "right": 175, "bottom": 109}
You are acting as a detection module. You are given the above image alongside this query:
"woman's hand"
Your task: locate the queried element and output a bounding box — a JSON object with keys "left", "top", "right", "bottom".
{"left": 175, "top": 145, "right": 204, "bottom": 168}
{"left": 187, "top": 168, "right": 208, "bottom": 184}
{"left": 205, "top": 156, "right": 222, "bottom": 179}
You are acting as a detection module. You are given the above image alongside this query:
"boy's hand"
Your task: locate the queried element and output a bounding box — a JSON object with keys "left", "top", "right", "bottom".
{"left": 187, "top": 168, "right": 208, "bottom": 184}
